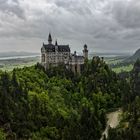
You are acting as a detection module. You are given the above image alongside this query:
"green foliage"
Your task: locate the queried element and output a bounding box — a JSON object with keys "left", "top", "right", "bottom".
{"left": 0, "top": 129, "right": 6, "bottom": 140}
{"left": 32, "top": 127, "right": 60, "bottom": 140}
{"left": 108, "top": 59, "right": 140, "bottom": 140}
{"left": 0, "top": 57, "right": 126, "bottom": 139}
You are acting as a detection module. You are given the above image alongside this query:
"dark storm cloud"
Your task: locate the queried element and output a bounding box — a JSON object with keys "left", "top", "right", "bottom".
{"left": 0, "top": 0, "right": 140, "bottom": 52}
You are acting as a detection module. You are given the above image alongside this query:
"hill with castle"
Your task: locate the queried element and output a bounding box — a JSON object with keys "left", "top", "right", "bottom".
{"left": 0, "top": 34, "right": 140, "bottom": 140}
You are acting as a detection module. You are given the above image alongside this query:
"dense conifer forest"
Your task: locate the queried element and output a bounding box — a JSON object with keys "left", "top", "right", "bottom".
{"left": 108, "top": 59, "right": 140, "bottom": 140}
{"left": 0, "top": 57, "right": 139, "bottom": 140}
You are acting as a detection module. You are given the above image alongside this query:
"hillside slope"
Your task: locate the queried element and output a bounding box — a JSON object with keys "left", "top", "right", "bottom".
{"left": 126, "top": 49, "right": 140, "bottom": 62}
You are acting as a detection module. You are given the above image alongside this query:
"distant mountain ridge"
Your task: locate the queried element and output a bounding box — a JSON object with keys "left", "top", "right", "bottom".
{"left": 126, "top": 49, "right": 140, "bottom": 62}
{"left": 0, "top": 52, "right": 40, "bottom": 58}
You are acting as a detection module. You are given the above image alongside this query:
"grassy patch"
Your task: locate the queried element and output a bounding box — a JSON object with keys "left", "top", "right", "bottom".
{"left": 112, "top": 64, "right": 133, "bottom": 73}
{"left": 0, "top": 57, "right": 40, "bottom": 71}
{"left": 105, "top": 56, "right": 133, "bottom": 73}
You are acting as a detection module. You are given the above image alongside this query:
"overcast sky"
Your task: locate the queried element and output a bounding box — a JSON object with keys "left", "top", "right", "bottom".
{"left": 0, "top": 0, "right": 140, "bottom": 53}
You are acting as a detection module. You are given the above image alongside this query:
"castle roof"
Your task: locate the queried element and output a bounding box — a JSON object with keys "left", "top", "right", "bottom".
{"left": 70, "top": 54, "right": 84, "bottom": 61}
{"left": 76, "top": 56, "right": 84, "bottom": 59}
{"left": 42, "top": 44, "right": 70, "bottom": 52}
{"left": 58, "top": 45, "right": 70, "bottom": 52}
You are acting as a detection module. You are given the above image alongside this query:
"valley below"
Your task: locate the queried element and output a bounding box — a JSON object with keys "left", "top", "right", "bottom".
{"left": 0, "top": 55, "right": 40, "bottom": 71}
{"left": 0, "top": 52, "right": 133, "bottom": 73}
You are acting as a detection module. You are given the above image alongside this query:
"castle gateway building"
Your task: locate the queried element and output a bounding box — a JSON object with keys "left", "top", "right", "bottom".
{"left": 41, "top": 34, "right": 88, "bottom": 74}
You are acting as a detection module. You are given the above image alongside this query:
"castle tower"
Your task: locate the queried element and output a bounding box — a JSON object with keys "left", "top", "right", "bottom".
{"left": 74, "top": 51, "right": 76, "bottom": 56}
{"left": 55, "top": 40, "right": 58, "bottom": 46}
{"left": 55, "top": 40, "right": 58, "bottom": 66}
{"left": 83, "top": 44, "right": 88, "bottom": 60}
{"left": 48, "top": 33, "right": 52, "bottom": 44}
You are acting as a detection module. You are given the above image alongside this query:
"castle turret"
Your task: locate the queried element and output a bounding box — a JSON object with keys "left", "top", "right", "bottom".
{"left": 83, "top": 44, "right": 88, "bottom": 59}
{"left": 55, "top": 40, "right": 58, "bottom": 46}
{"left": 55, "top": 40, "right": 58, "bottom": 66}
{"left": 48, "top": 33, "right": 52, "bottom": 44}
{"left": 74, "top": 51, "right": 76, "bottom": 56}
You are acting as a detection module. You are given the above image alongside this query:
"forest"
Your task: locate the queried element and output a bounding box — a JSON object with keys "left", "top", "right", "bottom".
{"left": 0, "top": 56, "right": 139, "bottom": 140}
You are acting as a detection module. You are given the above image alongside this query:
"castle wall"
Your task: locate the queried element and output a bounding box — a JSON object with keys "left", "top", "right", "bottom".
{"left": 71, "top": 64, "right": 76, "bottom": 74}
{"left": 77, "top": 64, "right": 81, "bottom": 74}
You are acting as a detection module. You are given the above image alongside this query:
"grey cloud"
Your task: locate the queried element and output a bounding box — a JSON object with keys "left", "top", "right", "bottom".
{"left": 0, "top": 0, "right": 25, "bottom": 19}
{"left": 0, "top": 0, "right": 140, "bottom": 53}
{"left": 54, "top": 0, "right": 92, "bottom": 15}
{"left": 104, "top": 0, "right": 140, "bottom": 29}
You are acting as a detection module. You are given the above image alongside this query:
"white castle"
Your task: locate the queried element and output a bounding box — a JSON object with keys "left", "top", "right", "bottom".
{"left": 41, "top": 33, "right": 88, "bottom": 74}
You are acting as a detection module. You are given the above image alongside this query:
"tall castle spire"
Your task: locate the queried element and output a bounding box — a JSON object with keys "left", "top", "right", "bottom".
{"left": 83, "top": 44, "right": 88, "bottom": 60}
{"left": 48, "top": 33, "right": 52, "bottom": 44}
{"left": 55, "top": 40, "right": 58, "bottom": 46}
